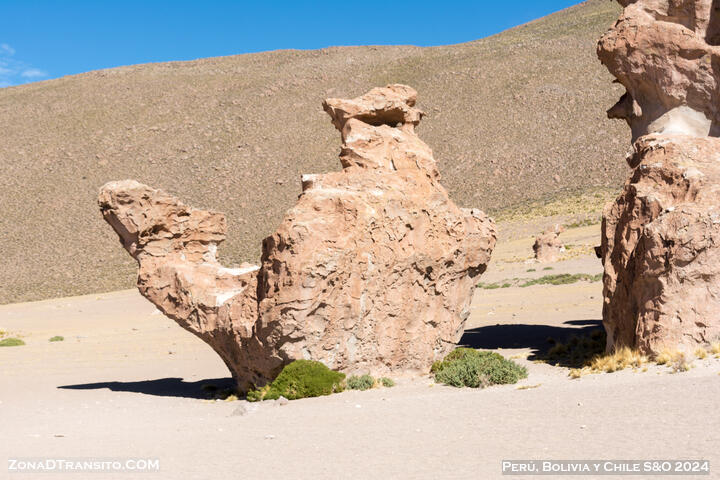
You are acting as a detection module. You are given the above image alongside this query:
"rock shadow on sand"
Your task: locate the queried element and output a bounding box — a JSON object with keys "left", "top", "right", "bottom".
{"left": 58, "top": 377, "right": 235, "bottom": 399}
{"left": 459, "top": 319, "right": 604, "bottom": 366}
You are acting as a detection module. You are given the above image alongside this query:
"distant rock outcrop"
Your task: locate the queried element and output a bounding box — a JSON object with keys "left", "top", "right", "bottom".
{"left": 533, "top": 226, "right": 564, "bottom": 262}
{"left": 99, "top": 85, "right": 496, "bottom": 391}
{"left": 599, "top": 0, "right": 720, "bottom": 354}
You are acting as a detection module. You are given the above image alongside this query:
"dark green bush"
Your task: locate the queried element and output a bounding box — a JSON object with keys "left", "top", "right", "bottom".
{"left": 347, "top": 374, "right": 376, "bottom": 390}
{"left": 49, "top": 336, "right": 64, "bottom": 342}
{"left": 247, "top": 360, "right": 345, "bottom": 401}
{"left": 433, "top": 348, "right": 527, "bottom": 388}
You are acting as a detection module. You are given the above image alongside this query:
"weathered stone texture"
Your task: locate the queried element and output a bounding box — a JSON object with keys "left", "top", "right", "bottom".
{"left": 599, "top": 0, "right": 720, "bottom": 354}
{"left": 533, "top": 226, "right": 565, "bottom": 262}
{"left": 100, "top": 85, "right": 496, "bottom": 390}
{"left": 601, "top": 135, "right": 720, "bottom": 353}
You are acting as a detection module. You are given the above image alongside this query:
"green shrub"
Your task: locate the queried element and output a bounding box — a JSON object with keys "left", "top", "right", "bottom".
{"left": 347, "top": 374, "right": 376, "bottom": 390}
{"left": 519, "top": 273, "right": 602, "bottom": 287}
{"left": 49, "top": 336, "right": 64, "bottom": 342}
{"left": 245, "top": 388, "right": 266, "bottom": 402}
{"left": 247, "top": 360, "right": 345, "bottom": 402}
{"left": 0, "top": 337, "right": 25, "bottom": 347}
{"left": 379, "top": 377, "right": 395, "bottom": 387}
{"left": 477, "top": 281, "right": 512, "bottom": 290}
{"left": 478, "top": 273, "right": 602, "bottom": 290}
{"left": 433, "top": 348, "right": 527, "bottom": 388}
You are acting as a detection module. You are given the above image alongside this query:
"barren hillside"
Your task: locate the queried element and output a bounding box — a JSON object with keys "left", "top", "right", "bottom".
{"left": 0, "top": 0, "right": 624, "bottom": 304}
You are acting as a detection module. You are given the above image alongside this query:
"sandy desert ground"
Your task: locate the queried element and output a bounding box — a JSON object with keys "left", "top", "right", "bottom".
{"left": 1, "top": 224, "right": 719, "bottom": 479}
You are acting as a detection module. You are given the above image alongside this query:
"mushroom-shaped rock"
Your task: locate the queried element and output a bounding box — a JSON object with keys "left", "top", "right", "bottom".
{"left": 598, "top": 0, "right": 720, "bottom": 355}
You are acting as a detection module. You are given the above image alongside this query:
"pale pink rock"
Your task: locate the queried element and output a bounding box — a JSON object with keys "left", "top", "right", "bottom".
{"left": 600, "top": 135, "right": 720, "bottom": 353}
{"left": 99, "top": 85, "right": 496, "bottom": 391}
{"left": 597, "top": 0, "right": 720, "bottom": 140}
{"left": 598, "top": 0, "right": 720, "bottom": 354}
{"left": 533, "top": 226, "right": 564, "bottom": 262}
{"left": 322, "top": 84, "right": 423, "bottom": 132}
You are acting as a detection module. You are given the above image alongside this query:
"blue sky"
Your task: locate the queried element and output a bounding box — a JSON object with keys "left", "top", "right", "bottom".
{"left": 0, "top": 0, "right": 581, "bottom": 88}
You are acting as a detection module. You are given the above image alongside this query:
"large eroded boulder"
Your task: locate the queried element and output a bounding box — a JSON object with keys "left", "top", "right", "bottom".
{"left": 599, "top": 0, "right": 720, "bottom": 354}
{"left": 601, "top": 135, "right": 720, "bottom": 353}
{"left": 99, "top": 84, "right": 496, "bottom": 391}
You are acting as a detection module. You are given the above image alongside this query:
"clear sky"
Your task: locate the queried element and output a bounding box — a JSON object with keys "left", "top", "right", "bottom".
{"left": 0, "top": 0, "right": 582, "bottom": 88}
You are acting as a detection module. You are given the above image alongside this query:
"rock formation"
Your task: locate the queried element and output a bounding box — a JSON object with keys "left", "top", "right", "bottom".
{"left": 598, "top": 0, "right": 720, "bottom": 354}
{"left": 533, "top": 225, "right": 564, "bottom": 262}
{"left": 598, "top": 0, "right": 720, "bottom": 141}
{"left": 601, "top": 135, "right": 720, "bottom": 353}
{"left": 99, "top": 84, "right": 496, "bottom": 391}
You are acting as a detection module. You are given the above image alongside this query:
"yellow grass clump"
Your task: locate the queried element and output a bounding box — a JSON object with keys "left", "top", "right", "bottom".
{"left": 588, "top": 346, "right": 648, "bottom": 373}
{"left": 654, "top": 349, "right": 695, "bottom": 373}
{"left": 516, "top": 383, "right": 542, "bottom": 390}
{"left": 566, "top": 347, "right": 648, "bottom": 378}
{"left": 541, "top": 331, "right": 716, "bottom": 379}
{"left": 655, "top": 349, "right": 684, "bottom": 365}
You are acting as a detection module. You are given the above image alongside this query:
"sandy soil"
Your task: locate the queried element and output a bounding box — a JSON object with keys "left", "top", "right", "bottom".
{"left": 1, "top": 225, "right": 719, "bottom": 479}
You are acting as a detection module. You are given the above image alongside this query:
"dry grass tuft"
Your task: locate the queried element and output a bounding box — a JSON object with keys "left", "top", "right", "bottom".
{"left": 540, "top": 332, "right": 718, "bottom": 378}
{"left": 671, "top": 353, "right": 693, "bottom": 373}
{"left": 588, "top": 347, "right": 648, "bottom": 373}
{"left": 516, "top": 383, "right": 542, "bottom": 390}
{"left": 655, "top": 349, "right": 685, "bottom": 365}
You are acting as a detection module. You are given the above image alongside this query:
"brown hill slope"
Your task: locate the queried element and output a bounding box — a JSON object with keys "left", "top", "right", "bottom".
{"left": 0, "top": 0, "right": 624, "bottom": 304}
